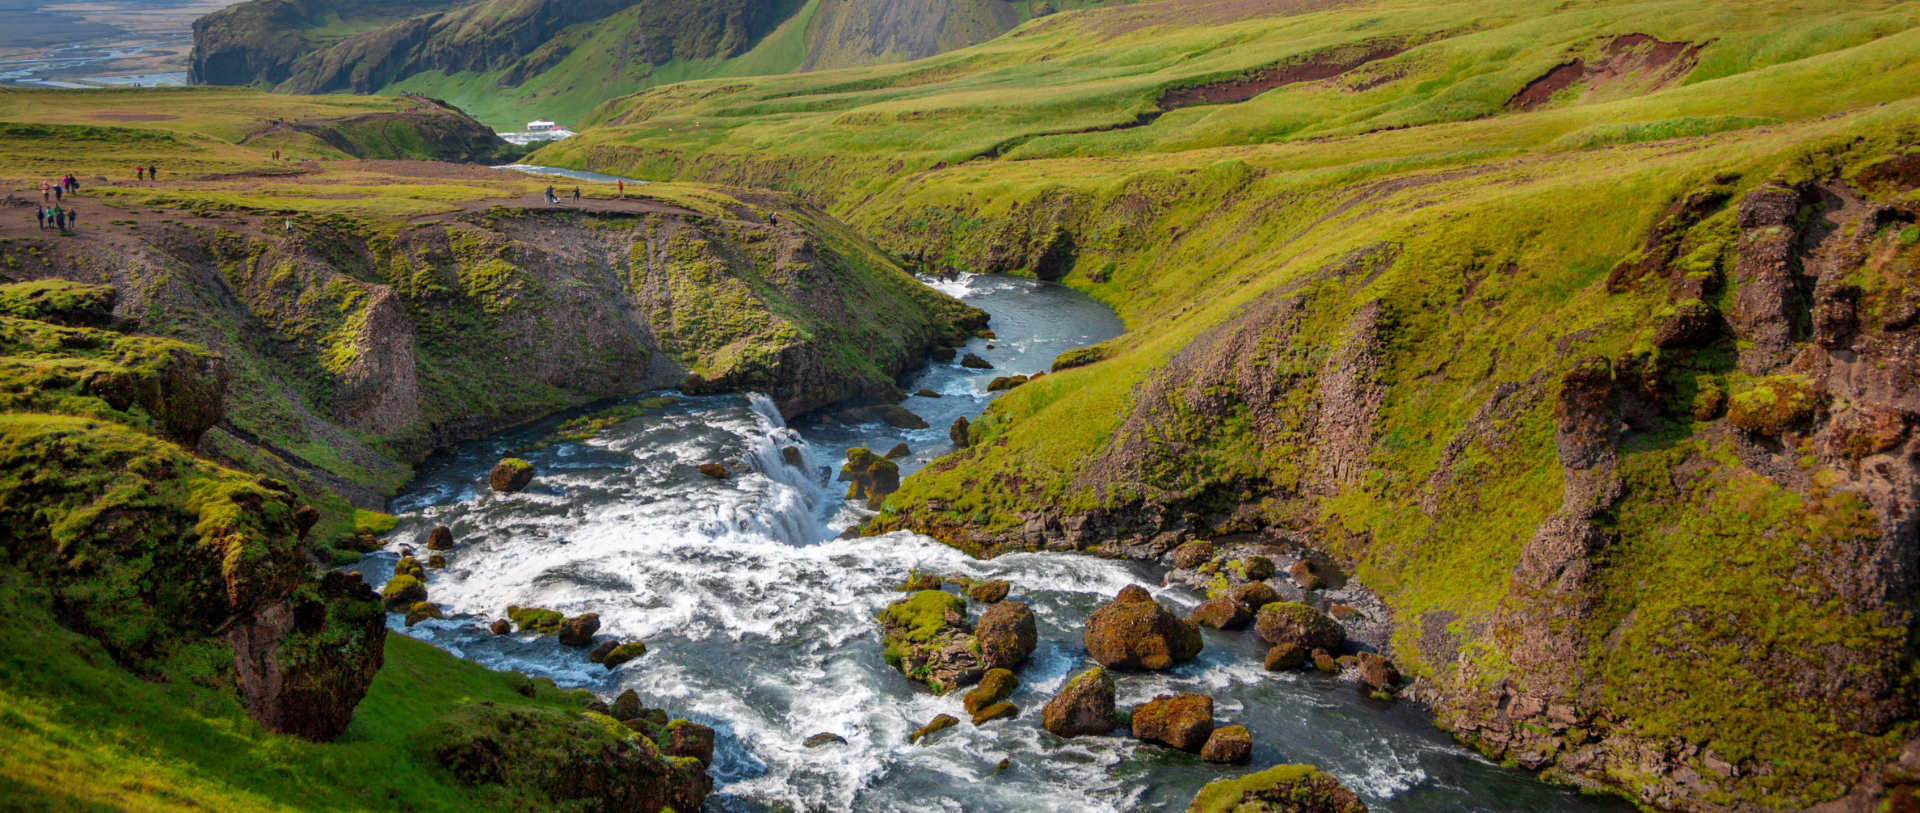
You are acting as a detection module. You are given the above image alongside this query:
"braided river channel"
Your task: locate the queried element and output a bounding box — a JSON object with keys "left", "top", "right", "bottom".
{"left": 361, "top": 273, "right": 1629, "bottom": 812}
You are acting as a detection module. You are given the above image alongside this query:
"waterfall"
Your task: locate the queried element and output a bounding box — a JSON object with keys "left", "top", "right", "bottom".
{"left": 742, "top": 393, "right": 833, "bottom": 545}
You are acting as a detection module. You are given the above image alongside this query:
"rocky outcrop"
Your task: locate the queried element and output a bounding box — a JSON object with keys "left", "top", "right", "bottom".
{"left": 489, "top": 458, "right": 534, "bottom": 492}
{"left": 841, "top": 447, "right": 902, "bottom": 508}
{"left": 1254, "top": 602, "right": 1343, "bottom": 652}
{"left": 1186, "top": 764, "right": 1367, "bottom": 812}
{"left": 1200, "top": 724, "right": 1252, "bottom": 764}
{"left": 964, "top": 667, "right": 1019, "bottom": 715}
{"left": 1083, "top": 586, "right": 1203, "bottom": 670}
{"left": 1042, "top": 666, "right": 1118, "bottom": 737}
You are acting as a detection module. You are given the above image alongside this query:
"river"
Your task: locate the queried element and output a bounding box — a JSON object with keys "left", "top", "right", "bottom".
{"left": 362, "top": 272, "right": 1628, "bottom": 812}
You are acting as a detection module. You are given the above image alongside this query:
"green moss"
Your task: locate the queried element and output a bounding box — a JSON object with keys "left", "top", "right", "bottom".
{"left": 0, "top": 280, "right": 115, "bottom": 325}
{"left": 507, "top": 605, "right": 566, "bottom": 634}
{"left": 1187, "top": 764, "right": 1334, "bottom": 812}
{"left": 353, "top": 509, "right": 399, "bottom": 535}
{"left": 1726, "top": 375, "right": 1817, "bottom": 435}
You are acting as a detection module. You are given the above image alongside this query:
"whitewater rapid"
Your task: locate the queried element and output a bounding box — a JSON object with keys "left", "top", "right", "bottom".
{"left": 367, "top": 274, "right": 1626, "bottom": 812}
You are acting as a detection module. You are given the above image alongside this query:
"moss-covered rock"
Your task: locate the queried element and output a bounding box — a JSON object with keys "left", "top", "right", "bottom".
{"left": 1229, "top": 582, "right": 1278, "bottom": 611}
{"left": 507, "top": 604, "right": 565, "bottom": 633}
{"left": 425, "top": 701, "right": 710, "bottom": 811}
{"left": 380, "top": 574, "right": 427, "bottom": 609}
{"left": 1191, "top": 596, "right": 1251, "bottom": 629}
{"left": 965, "top": 667, "right": 1020, "bottom": 716}
{"left": 602, "top": 641, "right": 648, "bottom": 669}
{"left": 987, "top": 375, "right": 1028, "bottom": 392}
{"left": 1356, "top": 652, "right": 1400, "bottom": 693}
{"left": 1132, "top": 693, "right": 1214, "bottom": 752}
{"left": 664, "top": 719, "right": 716, "bottom": 767}
{"left": 885, "top": 442, "right": 911, "bottom": 459}
{"left": 0, "top": 317, "right": 228, "bottom": 445}
{"left": 1051, "top": 344, "right": 1107, "bottom": 372}
{"left": 960, "top": 352, "right": 992, "bottom": 369}
{"left": 1084, "top": 588, "right": 1202, "bottom": 670}
{"left": 404, "top": 601, "right": 443, "bottom": 626}
{"left": 425, "top": 525, "right": 453, "bottom": 550}
{"left": 1170, "top": 540, "right": 1216, "bottom": 569}
{"left": 1042, "top": 666, "right": 1117, "bottom": 737}
{"left": 557, "top": 612, "right": 600, "bottom": 647}
{"left": 1727, "top": 375, "right": 1819, "bottom": 435}
{"left": 976, "top": 599, "right": 1037, "bottom": 668}
{"left": 896, "top": 570, "right": 942, "bottom": 591}
{"left": 394, "top": 556, "right": 426, "bottom": 580}
{"left": 965, "top": 578, "right": 1010, "bottom": 603}
{"left": 971, "top": 701, "right": 1017, "bottom": 726}
{"left": 0, "top": 279, "right": 117, "bottom": 326}
{"left": 1255, "top": 602, "right": 1343, "bottom": 652}
{"left": 1264, "top": 642, "right": 1307, "bottom": 671}
{"left": 1287, "top": 559, "right": 1321, "bottom": 590}
{"left": 1200, "top": 724, "right": 1252, "bottom": 764}
{"left": 698, "top": 462, "right": 729, "bottom": 479}
{"left": 909, "top": 713, "right": 959, "bottom": 744}
{"left": 1186, "top": 764, "right": 1367, "bottom": 812}
{"left": 840, "top": 447, "right": 901, "bottom": 508}
{"left": 877, "top": 589, "right": 983, "bottom": 692}
{"left": 949, "top": 416, "right": 970, "bottom": 448}
{"left": 488, "top": 457, "right": 534, "bottom": 492}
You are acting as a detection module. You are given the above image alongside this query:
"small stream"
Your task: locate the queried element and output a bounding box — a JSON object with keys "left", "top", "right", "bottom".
{"left": 365, "top": 272, "right": 1626, "bottom": 812}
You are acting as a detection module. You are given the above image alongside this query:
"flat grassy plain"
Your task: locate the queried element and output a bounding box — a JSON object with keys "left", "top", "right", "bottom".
{"left": 535, "top": 1, "right": 1920, "bottom": 806}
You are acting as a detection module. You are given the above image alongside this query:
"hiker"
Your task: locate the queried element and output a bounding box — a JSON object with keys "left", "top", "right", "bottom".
{"left": 52, "top": 206, "right": 65, "bottom": 233}
{"left": 544, "top": 185, "right": 556, "bottom": 205}
{"left": 284, "top": 219, "right": 293, "bottom": 234}
{"left": 617, "top": 180, "right": 624, "bottom": 198}
{"left": 66, "top": 207, "right": 76, "bottom": 229}
{"left": 136, "top": 166, "right": 144, "bottom": 181}
{"left": 572, "top": 186, "right": 581, "bottom": 202}
{"left": 148, "top": 165, "right": 157, "bottom": 182}
{"left": 34, "top": 206, "right": 44, "bottom": 230}
{"left": 40, "top": 181, "right": 49, "bottom": 202}
{"left": 52, "top": 185, "right": 62, "bottom": 202}
{"left": 65, "top": 174, "right": 77, "bottom": 192}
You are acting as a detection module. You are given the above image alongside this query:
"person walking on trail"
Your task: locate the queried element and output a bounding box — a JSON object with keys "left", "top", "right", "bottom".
{"left": 136, "top": 166, "right": 144, "bottom": 181}
{"left": 40, "top": 181, "right": 49, "bottom": 202}
{"left": 52, "top": 184, "right": 62, "bottom": 202}
{"left": 617, "top": 180, "right": 624, "bottom": 198}
{"left": 572, "top": 186, "right": 581, "bottom": 203}
{"left": 148, "top": 165, "right": 157, "bottom": 182}
{"left": 34, "top": 206, "right": 45, "bottom": 231}
{"left": 66, "top": 207, "right": 76, "bottom": 229}
{"left": 544, "top": 185, "right": 556, "bottom": 205}
{"left": 51, "top": 206, "right": 64, "bottom": 233}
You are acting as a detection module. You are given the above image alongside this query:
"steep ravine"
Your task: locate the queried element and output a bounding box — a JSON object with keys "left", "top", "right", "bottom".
{"left": 365, "top": 273, "right": 1629, "bottom": 811}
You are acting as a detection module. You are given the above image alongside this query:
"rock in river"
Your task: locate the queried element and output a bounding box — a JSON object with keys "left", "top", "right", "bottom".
{"left": 488, "top": 457, "right": 534, "bottom": 493}
{"left": 1042, "top": 666, "right": 1117, "bottom": 737}
{"left": 1084, "top": 585, "right": 1202, "bottom": 670}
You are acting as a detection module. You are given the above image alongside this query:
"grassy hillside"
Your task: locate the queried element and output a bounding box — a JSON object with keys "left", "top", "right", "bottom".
{"left": 531, "top": 1, "right": 1920, "bottom": 808}
{"left": 191, "top": 0, "right": 1128, "bottom": 128}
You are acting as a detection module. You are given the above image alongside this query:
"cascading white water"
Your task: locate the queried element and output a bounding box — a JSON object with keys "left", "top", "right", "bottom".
{"left": 372, "top": 273, "right": 1630, "bottom": 813}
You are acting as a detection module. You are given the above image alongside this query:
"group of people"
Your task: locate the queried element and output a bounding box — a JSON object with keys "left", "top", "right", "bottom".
{"left": 39, "top": 175, "right": 78, "bottom": 201}
{"left": 133, "top": 164, "right": 159, "bottom": 181}
{"left": 34, "top": 175, "right": 82, "bottom": 232}
{"left": 36, "top": 203, "right": 76, "bottom": 232}
{"left": 544, "top": 185, "right": 584, "bottom": 205}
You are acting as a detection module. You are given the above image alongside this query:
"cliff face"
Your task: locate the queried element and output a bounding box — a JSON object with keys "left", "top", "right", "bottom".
{"left": 187, "top": 0, "right": 467, "bottom": 87}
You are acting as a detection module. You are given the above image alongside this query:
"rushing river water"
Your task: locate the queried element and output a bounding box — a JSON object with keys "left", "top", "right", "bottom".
{"left": 365, "top": 273, "right": 1627, "bottom": 812}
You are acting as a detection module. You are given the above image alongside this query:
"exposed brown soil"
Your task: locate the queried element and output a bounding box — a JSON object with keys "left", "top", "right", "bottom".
{"left": 1507, "top": 33, "right": 1706, "bottom": 112}
{"left": 1158, "top": 37, "right": 1408, "bottom": 109}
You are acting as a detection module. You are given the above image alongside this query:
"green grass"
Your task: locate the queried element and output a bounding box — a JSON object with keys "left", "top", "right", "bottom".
{"left": 0, "top": 579, "right": 601, "bottom": 811}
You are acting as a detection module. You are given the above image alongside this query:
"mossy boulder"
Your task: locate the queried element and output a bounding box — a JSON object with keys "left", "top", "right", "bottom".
{"left": 507, "top": 605, "right": 565, "bottom": 634}
{"left": 603, "top": 641, "right": 648, "bottom": 669}
{"left": 1287, "top": 559, "right": 1321, "bottom": 590}
{"left": 1255, "top": 602, "right": 1344, "bottom": 652}
{"left": 1042, "top": 666, "right": 1118, "bottom": 737}
{"left": 404, "top": 601, "right": 443, "bottom": 626}
{"left": 0, "top": 279, "right": 117, "bottom": 326}
{"left": 425, "top": 701, "right": 710, "bottom": 812}
{"left": 840, "top": 447, "right": 901, "bottom": 508}
{"left": 489, "top": 618, "right": 511, "bottom": 635}
{"left": 1170, "top": 540, "right": 1216, "bottom": 569}
{"left": 488, "top": 457, "right": 534, "bottom": 492}
{"left": 427, "top": 554, "right": 446, "bottom": 569}
{"left": 664, "top": 719, "right": 716, "bottom": 767}
{"left": 837, "top": 403, "right": 930, "bottom": 429}
{"left": 964, "top": 667, "right": 1019, "bottom": 715}
{"left": 1185, "top": 764, "right": 1367, "bottom": 813}
{"left": 1356, "top": 652, "right": 1400, "bottom": 693}
{"left": 1191, "top": 596, "right": 1251, "bottom": 630}
{"left": 987, "top": 375, "right": 1029, "bottom": 392}
{"left": 557, "top": 613, "right": 601, "bottom": 647}
{"left": 885, "top": 442, "right": 911, "bottom": 459}
{"left": 1051, "top": 344, "right": 1107, "bottom": 372}
{"left": 1727, "top": 375, "right": 1819, "bottom": 435}
{"left": 909, "top": 713, "right": 959, "bottom": 744}
{"left": 425, "top": 525, "right": 454, "bottom": 550}
{"left": 976, "top": 599, "right": 1037, "bottom": 669}
{"left": 1200, "top": 724, "right": 1253, "bottom": 764}
{"left": 971, "top": 701, "right": 1017, "bottom": 726}
{"left": 1229, "top": 582, "right": 1279, "bottom": 611}
{"left": 1084, "top": 587, "right": 1202, "bottom": 670}
{"left": 949, "top": 416, "right": 971, "bottom": 447}
{"left": 394, "top": 556, "right": 426, "bottom": 580}
{"left": 1132, "top": 693, "right": 1214, "bottom": 752}
{"left": 897, "top": 570, "right": 942, "bottom": 591}
{"left": 960, "top": 352, "right": 992, "bottom": 369}
{"left": 877, "top": 589, "right": 983, "bottom": 693}
{"left": 381, "top": 574, "right": 427, "bottom": 609}
{"left": 1264, "top": 643, "right": 1307, "bottom": 671}
{"left": 698, "top": 462, "right": 729, "bottom": 479}
{"left": 966, "top": 578, "right": 1010, "bottom": 603}
{"left": 1232, "top": 555, "right": 1275, "bottom": 581}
